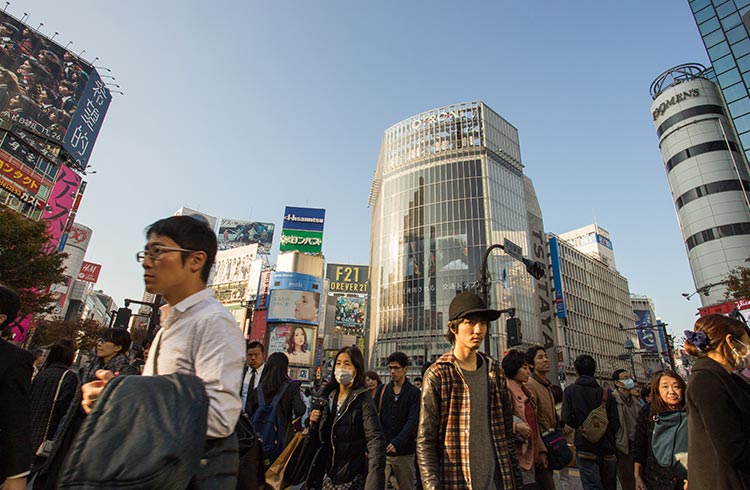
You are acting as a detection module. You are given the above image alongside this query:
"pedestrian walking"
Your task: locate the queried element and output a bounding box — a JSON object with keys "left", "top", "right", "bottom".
{"left": 503, "top": 349, "right": 548, "bottom": 489}
{"left": 81, "top": 328, "right": 137, "bottom": 383}
{"left": 375, "top": 351, "right": 420, "bottom": 490}
{"left": 611, "top": 368, "right": 639, "bottom": 490}
{"left": 364, "top": 370, "right": 382, "bottom": 398}
{"left": 525, "top": 345, "right": 557, "bottom": 490}
{"left": 683, "top": 314, "right": 750, "bottom": 489}
{"left": 308, "top": 346, "right": 386, "bottom": 490}
{"left": 562, "top": 355, "right": 620, "bottom": 490}
{"left": 0, "top": 284, "right": 34, "bottom": 490}
{"left": 416, "top": 291, "right": 523, "bottom": 489}
{"left": 80, "top": 215, "right": 246, "bottom": 489}
{"left": 633, "top": 370, "right": 687, "bottom": 490}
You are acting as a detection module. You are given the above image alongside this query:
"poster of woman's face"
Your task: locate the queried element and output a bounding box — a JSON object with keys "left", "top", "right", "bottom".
{"left": 267, "top": 324, "right": 315, "bottom": 366}
{"left": 267, "top": 289, "right": 320, "bottom": 325}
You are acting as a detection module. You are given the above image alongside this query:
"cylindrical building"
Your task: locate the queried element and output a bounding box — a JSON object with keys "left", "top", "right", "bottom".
{"left": 650, "top": 64, "right": 750, "bottom": 306}
{"left": 368, "top": 102, "right": 540, "bottom": 373}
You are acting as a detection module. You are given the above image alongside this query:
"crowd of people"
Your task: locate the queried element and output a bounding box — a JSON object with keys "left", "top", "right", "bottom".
{"left": 1, "top": 214, "right": 749, "bottom": 489}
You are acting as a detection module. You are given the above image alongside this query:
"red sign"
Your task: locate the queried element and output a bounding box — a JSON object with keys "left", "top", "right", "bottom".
{"left": 78, "top": 261, "right": 102, "bottom": 283}
{"left": 250, "top": 309, "right": 267, "bottom": 344}
{"left": 698, "top": 298, "right": 750, "bottom": 316}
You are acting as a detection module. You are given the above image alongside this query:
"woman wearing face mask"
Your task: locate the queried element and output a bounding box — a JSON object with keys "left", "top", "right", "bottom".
{"left": 633, "top": 370, "right": 687, "bottom": 490}
{"left": 308, "top": 346, "right": 386, "bottom": 489}
{"left": 683, "top": 314, "right": 750, "bottom": 489}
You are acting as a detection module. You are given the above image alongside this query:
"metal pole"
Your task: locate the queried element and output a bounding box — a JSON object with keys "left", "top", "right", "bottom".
{"left": 629, "top": 354, "right": 637, "bottom": 384}
{"left": 479, "top": 244, "right": 505, "bottom": 354}
{"left": 660, "top": 324, "right": 676, "bottom": 371}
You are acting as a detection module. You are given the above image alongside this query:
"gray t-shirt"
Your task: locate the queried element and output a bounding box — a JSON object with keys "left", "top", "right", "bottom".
{"left": 461, "top": 358, "right": 501, "bottom": 489}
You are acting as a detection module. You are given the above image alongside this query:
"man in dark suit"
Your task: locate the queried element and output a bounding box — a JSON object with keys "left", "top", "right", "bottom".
{"left": 0, "top": 285, "right": 34, "bottom": 490}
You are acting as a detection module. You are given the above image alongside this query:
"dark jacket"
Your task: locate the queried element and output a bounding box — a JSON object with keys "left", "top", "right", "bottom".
{"left": 632, "top": 406, "right": 685, "bottom": 490}
{"left": 375, "top": 379, "right": 421, "bottom": 455}
{"left": 315, "top": 386, "right": 386, "bottom": 490}
{"left": 0, "top": 339, "right": 34, "bottom": 481}
{"left": 562, "top": 375, "right": 620, "bottom": 456}
{"left": 686, "top": 356, "right": 750, "bottom": 490}
{"left": 80, "top": 352, "right": 138, "bottom": 384}
{"left": 247, "top": 379, "right": 306, "bottom": 446}
{"left": 30, "top": 364, "right": 79, "bottom": 452}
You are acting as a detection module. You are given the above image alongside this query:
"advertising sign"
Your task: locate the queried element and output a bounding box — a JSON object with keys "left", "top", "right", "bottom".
{"left": 78, "top": 261, "right": 101, "bottom": 283}
{"left": 210, "top": 244, "right": 258, "bottom": 286}
{"left": 256, "top": 269, "right": 272, "bottom": 309}
{"left": 267, "top": 272, "right": 323, "bottom": 324}
{"left": 0, "top": 11, "right": 111, "bottom": 169}
{"left": 279, "top": 229, "right": 323, "bottom": 254}
{"left": 326, "top": 264, "right": 368, "bottom": 293}
{"left": 634, "top": 310, "right": 657, "bottom": 352}
{"left": 282, "top": 206, "right": 325, "bottom": 232}
{"left": 548, "top": 237, "right": 567, "bottom": 319}
{"left": 267, "top": 324, "right": 317, "bottom": 367}
{"left": 333, "top": 295, "right": 366, "bottom": 330}
{"left": 0, "top": 152, "right": 43, "bottom": 195}
{"left": 42, "top": 164, "right": 82, "bottom": 248}
{"left": 217, "top": 219, "right": 275, "bottom": 252}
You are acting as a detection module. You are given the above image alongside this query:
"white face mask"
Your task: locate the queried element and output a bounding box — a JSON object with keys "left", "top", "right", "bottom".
{"left": 732, "top": 339, "right": 750, "bottom": 371}
{"left": 334, "top": 368, "right": 354, "bottom": 386}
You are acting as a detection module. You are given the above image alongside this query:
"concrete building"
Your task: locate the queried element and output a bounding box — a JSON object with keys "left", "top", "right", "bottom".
{"left": 630, "top": 294, "right": 670, "bottom": 377}
{"left": 650, "top": 64, "right": 750, "bottom": 306}
{"left": 558, "top": 224, "right": 617, "bottom": 272}
{"left": 368, "top": 102, "right": 545, "bottom": 374}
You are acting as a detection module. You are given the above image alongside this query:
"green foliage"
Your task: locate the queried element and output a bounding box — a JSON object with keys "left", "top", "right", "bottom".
{"left": 32, "top": 317, "right": 103, "bottom": 352}
{"left": 725, "top": 257, "right": 750, "bottom": 301}
{"left": 0, "top": 207, "right": 67, "bottom": 319}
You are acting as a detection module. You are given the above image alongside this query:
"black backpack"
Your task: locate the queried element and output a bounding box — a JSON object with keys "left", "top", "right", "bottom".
{"left": 251, "top": 381, "right": 290, "bottom": 468}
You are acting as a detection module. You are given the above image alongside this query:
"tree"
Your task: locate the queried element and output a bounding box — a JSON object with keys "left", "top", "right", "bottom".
{"left": 0, "top": 207, "right": 67, "bottom": 319}
{"left": 725, "top": 257, "right": 750, "bottom": 301}
{"left": 31, "top": 317, "right": 103, "bottom": 353}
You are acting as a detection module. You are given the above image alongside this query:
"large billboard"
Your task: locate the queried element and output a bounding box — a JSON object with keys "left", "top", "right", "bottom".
{"left": 283, "top": 206, "right": 325, "bottom": 232}
{"left": 0, "top": 11, "right": 112, "bottom": 169}
{"left": 280, "top": 206, "right": 325, "bottom": 254}
{"left": 326, "top": 264, "right": 368, "bottom": 294}
{"left": 333, "top": 296, "right": 366, "bottom": 331}
{"left": 267, "top": 271, "right": 322, "bottom": 325}
{"left": 217, "top": 219, "right": 274, "bottom": 252}
{"left": 210, "top": 244, "right": 258, "bottom": 286}
{"left": 267, "top": 323, "right": 317, "bottom": 367}
{"left": 42, "top": 164, "right": 81, "bottom": 247}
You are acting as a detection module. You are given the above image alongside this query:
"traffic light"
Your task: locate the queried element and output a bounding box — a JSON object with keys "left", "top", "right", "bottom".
{"left": 113, "top": 307, "right": 132, "bottom": 329}
{"left": 522, "top": 258, "right": 546, "bottom": 280}
{"left": 506, "top": 318, "right": 522, "bottom": 347}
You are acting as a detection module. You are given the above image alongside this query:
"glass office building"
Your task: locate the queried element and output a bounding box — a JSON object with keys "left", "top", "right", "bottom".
{"left": 368, "top": 102, "right": 541, "bottom": 371}
{"left": 690, "top": 0, "right": 750, "bottom": 171}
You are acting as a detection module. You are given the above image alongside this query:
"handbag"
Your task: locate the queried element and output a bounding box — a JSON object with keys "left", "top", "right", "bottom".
{"left": 284, "top": 425, "right": 328, "bottom": 488}
{"left": 264, "top": 430, "right": 306, "bottom": 490}
{"left": 36, "top": 370, "right": 70, "bottom": 458}
{"left": 541, "top": 428, "right": 573, "bottom": 470}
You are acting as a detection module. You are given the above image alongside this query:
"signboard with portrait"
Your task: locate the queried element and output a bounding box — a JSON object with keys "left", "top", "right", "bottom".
{"left": 267, "top": 272, "right": 322, "bottom": 325}
{"left": 267, "top": 324, "right": 317, "bottom": 367}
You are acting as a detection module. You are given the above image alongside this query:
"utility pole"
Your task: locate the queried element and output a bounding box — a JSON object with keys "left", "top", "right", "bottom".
{"left": 620, "top": 323, "right": 675, "bottom": 372}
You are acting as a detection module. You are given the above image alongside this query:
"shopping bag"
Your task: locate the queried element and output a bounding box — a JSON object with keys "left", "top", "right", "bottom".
{"left": 264, "top": 430, "right": 306, "bottom": 490}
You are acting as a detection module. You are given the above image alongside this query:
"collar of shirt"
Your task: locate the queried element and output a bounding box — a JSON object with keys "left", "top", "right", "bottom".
{"left": 159, "top": 288, "right": 215, "bottom": 329}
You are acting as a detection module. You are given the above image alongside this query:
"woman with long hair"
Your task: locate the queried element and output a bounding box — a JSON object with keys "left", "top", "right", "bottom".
{"left": 683, "top": 314, "right": 750, "bottom": 489}
{"left": 633, "top": 370, "right": 687, "bottom": 490}
{"left": 364, "top": 370, "right": 381, "bottom": 398}
{"left": 285, "top": 327, "right": 309, "bottom": 356}
{"left": 309, "top": 346, "right": 386, "bottom": 490}
{"left": 246, "top": 351, "right": 306, "bottom": 454}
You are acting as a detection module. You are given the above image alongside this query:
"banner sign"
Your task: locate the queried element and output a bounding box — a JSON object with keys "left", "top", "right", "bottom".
{"left": 78, "top": 261, "right": 102, "bottom": 283}
{"left": 282, "top": 206, "right": 325, "bottom": 232}
{"left": 634, "top": 309, "right": 658, "bottom": 352}
{"left": 279, "top": 229, "right": 323, "bottom": 254}
{"left": 267, "top": 272, "right": 323, "bottom": 324}
{"left": 548, "top": 237, "right": 567, "bottom": 319}
{"left": 326, "top": 264, "right": 368, "bottom": 293}
{"left": 42, "top": 165, "right": 82, "bottom": 248}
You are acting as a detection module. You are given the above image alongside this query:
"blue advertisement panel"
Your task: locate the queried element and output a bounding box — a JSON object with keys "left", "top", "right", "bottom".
{"left": 267, "top": 271, "right": 323, "bottom": 324}
{"left": 283, "top": 206, "right": 326, "bottom": 232}
{"left": 596, "top": 233, "right": 613, "bottom": 250}
{"left": 548, "top": 237, "right": 567, "bottom": 319}
{"left": 634, "top": 310, "right": 657, "bottom": 352}
{"left": 63, "top": 69, "right": 112, "bottom": 170}
{"left": 656, "top": 319, "right": 668, "bottom": 355}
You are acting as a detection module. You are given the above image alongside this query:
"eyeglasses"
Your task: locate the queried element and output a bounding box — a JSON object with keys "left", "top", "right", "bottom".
{"left": 136, "top": 246, "right": 198, "bottom": 263}
{"left": 96, "top": 338, "right": 113, "bottom": 344}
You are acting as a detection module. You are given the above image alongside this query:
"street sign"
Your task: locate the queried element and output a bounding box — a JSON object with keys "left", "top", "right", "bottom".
{"left": 503, "top": 238, "right": 523, "bottom": 262}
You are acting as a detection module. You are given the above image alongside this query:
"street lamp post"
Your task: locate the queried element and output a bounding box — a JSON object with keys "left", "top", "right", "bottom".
{"left": 620, "top": 323, "right": 676, "bottom": 371}
{"left": 478, "top": 241, "right": 546, "bottom": 354}
{"left": 623, "top": 338, "right": 637, "bottom": 382}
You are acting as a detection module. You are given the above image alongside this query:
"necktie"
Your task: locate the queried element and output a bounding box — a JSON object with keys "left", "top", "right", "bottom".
{"left": 245, "top": 369, "right": 257, "bottom": 414}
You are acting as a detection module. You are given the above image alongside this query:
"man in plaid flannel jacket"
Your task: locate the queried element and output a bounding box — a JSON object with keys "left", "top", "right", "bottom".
{"left": 416, "top": 292, "right": 522, "bottom": 489}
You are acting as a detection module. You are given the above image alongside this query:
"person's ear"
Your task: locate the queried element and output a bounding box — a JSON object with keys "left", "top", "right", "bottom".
{"left": 189, "top": 251, "right": 207, "bottom": 274}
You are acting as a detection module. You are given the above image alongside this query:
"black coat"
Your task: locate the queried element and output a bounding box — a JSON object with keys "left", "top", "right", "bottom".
{"left": 30, "top": 364, "right": 78, "bottom": 452}
{"left": 632, "top": 406, "right": 685, "bottom": 490}
{"left": 315, "top": 386, "right": 386, "bottom": 490}
{"left": 375, "top": 380, "right": 421, "bottom": 455}
{"left": 247, "top": 379, "right": 305, "bottom": 446}
{"left": 0, "top": 339, "right": 34, "bottom": 481}
{"left": 562, "top": 375, "right": 620, "bottom": 456}
{"left": 686, "top": 356, "right": 750, "bottom": 489}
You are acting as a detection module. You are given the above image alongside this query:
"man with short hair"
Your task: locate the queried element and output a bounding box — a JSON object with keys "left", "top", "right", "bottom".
{"left": 611, "top": 369, "right": 639, "bottom": 490}
{"left": 241, "top": 341, "right": 265, "bottom": 413}
{"left": 525, "top": 345, "right": 557, "bottom": 490}
{"left": 82, "top": 215, "right": 245, "bottom": 488}
{"left": 0, "top": 285, "right": 34, "bottom": 490}
{"left": 376, "top": 351, "right": 421, "bottom": 490}
{"left": 417, "top": 292, "right": 522, "bottom": 489}
{"left": 562, "top": 355, "right": 620, "bottom": 490}
{"left": 412, "top": 377, "right": 422, "bottom": 390}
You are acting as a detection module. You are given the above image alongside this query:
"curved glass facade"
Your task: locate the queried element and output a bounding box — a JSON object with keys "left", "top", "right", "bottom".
{"left": 368, "top": 102, "right": 539, "bottom": 372}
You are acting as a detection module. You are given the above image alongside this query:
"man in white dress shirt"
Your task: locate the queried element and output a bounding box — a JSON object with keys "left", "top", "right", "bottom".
{"left": 82, "top": 215, "right": 245, "bottom": 489}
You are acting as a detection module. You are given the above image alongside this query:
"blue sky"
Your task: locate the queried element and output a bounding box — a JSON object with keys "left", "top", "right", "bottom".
{"left": 22, "top": 0, "right": 712, "bottom": 341}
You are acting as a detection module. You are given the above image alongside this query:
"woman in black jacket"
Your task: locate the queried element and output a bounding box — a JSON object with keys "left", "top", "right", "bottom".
{"left": 683, "top": 314, "right": 750, "bottom": 489}
{"left": 633, "top": 370, "right": 687, "bottom": 490}
{"left": 309, "top": 346, "right": 385, "bottom": 490}
{"left": 29, "top": 340, "right": 79, "bottom": 461}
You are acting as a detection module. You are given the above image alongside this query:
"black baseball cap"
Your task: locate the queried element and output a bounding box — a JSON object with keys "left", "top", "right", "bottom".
{"left": 448, "top": 292, "right": 501, "bottom": 322}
